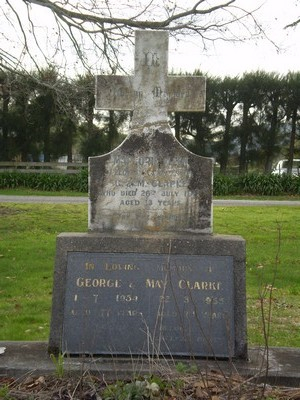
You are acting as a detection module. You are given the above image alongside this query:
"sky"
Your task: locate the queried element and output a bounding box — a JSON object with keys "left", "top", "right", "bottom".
{"left": 1, "top": 0, "right": 299, "bottom": 78}
{"left": 167, "top": 0, "right": 300, "bottom": 77}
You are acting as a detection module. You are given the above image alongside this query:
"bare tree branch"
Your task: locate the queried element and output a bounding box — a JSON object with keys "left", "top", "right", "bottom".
{"left": 0, "top": 0, "right": 266, "bottom": 76}
{"left": 24, "top": 0, "right": 238, "bottom": 30}
{"left": 285, "top": 18, "right": 300, "bottom": 29}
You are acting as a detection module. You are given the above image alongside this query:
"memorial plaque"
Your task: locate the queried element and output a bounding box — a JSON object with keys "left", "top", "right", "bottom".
{"left": 62, "top": 252, "right": 234, "bottom": 357}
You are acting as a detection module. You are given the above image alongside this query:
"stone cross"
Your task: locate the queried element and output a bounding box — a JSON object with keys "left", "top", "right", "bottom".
{"left": 90, "top": 30, "right": 212, "bottom": 233}
{"left": 95, "top": 30, "right": 206, "bottom": 132}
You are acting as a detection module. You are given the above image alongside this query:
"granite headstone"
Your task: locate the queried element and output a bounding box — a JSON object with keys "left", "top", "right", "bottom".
{"left": 49, "top": 30, "right": 247, "bottom": 359}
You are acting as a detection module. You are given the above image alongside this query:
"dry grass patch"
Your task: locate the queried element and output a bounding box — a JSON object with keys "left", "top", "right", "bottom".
{"left": 1, "top": 370, "right": 300, "bottom": 400}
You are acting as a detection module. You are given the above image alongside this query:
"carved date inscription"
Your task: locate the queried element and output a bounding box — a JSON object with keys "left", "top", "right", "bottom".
{"left": 62, "top": 252, "right": 234, "bottom": 357}
{"left": 89, "top": 151, "right": 212, "bottom": 233}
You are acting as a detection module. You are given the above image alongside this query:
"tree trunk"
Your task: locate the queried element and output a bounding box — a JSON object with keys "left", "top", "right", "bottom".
{"left": 220, "top": 106, "right": 233, "bottom": 174}
{"left": 174, "top": 113, "right": 180, "bottom": 141}
{"left": 287, "top": 108, "right": 297, "bottom": 175}
{"left": 1, "top": 85, "right": 10, "bottom": 160}
{"left": 108, "top": 110, "right": 117, "bottom": 150}
{"left": 239, "top": 104, "right": 249, "bottom": 174}
{"left": 87, "top": 93, "right": 95, "bottom": 137}
{"left": 67, "top": 131, "right": 73, "bottom": 163}
{"left": 43, "top": 120, "right": 51, "bottom": 162}
{"left": 264, "top": 103, "right": 278, "bottom": 173}
{"left": 194, "top": 113, "right": 206, "bottom": 155}
{"left": 19, "top": 98, "right": 30, "bottom": 162}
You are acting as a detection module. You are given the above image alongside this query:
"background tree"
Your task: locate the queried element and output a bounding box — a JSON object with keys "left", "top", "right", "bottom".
{"left": 8, "top": 73, "right": 36, "bottom": 161}
{"left": 210, "top": 75, "right": 239, "bottom": 174}
{"left": 285, "top": 72, "right": 300, "bottom": 173}
{"left": 237, "top": 72, "right": 264, "bottom": 173}
{"left": 0, "top": 1, "right": 280, "bottom": 166}
{"left": 260, "top": 72, "right": 285, "bottom": 173}
{"left": 176, "top": 111, "right": 212, "bottom": 156}
{"left": 0, "top": 70, "right": 10, "bottom": 160}
{"left": 171, "top": 71, "right": 214, "bottom": 157}
{"left": 28, "top": 67, "right": 61, "bottom": 161}
{"left": 71, "top": 74, "right": 97, "bottom": 160}
{"left": 2, "top": 66, "right": 300, "bottom": 171}
{"left": 0, "top": 71, "right": 38, "bottom": 161}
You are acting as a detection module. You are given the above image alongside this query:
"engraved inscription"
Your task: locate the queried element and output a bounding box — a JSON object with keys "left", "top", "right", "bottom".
{"left": 95, "top": 31, "right": 206, "bottom": 114}
{"left": 143, "top": 52, "right": 160, "bottom": 67}
{"left": 62, "top": 253, "right": 234, "bottom": 357}
{"left": 90, "top": 150, "right": 212, "bottom": 233}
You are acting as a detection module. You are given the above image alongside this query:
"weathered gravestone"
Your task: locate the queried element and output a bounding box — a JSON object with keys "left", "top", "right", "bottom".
{"left": 49, "top": 30, "right": 247, "bottom": 359}
{"left": 91, "top": 30, "right": 209, "bottom": 233}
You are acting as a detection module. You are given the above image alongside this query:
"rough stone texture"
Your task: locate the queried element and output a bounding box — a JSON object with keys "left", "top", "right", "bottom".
{"left": 91, "top": 30, "right": 210, "bottom": 233}
{"left": 49, "top": 232, "right": 247, "bottom": 359}
{"left": 2, "top": 342, "right": 300, "bottom": 387}
{"left": 89, "top": 132, "right": 213, "bottom": 233}
{"left": 95, "top": 31, "right": 206, "bottom": 130}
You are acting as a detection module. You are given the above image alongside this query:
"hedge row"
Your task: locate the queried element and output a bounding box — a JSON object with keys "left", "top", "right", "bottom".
{"left": 213, "top": 173, "right": 300, "bottom": 196}
{"left": 0, "top": 169, "right": 88, "bottom": 193}
{"left": 0, "top": 170, "right": 299, "bottom": 196}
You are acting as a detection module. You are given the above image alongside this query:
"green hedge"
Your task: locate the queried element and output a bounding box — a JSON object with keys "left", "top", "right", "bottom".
{"left": 0, "top": 169, "right": 88, "bottom": 193}
{"left": 0, "top": 170, "right": 299, "bottom": 196}
{"left": 213, "top": 173, "right": 300, "bottom": 196}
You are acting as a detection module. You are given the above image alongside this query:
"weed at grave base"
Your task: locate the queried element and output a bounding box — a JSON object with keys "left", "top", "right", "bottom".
{"left": 2, "top": 368, "right": 300, "bottom": 400}
{"left": 0, "top": 384, "right": 11, "bottom": 400}
{"left": 50, "top": 352, "right": 65, "bottom": 378}
{"left": 102, "top": 379, "right": 161, "bottom": 400}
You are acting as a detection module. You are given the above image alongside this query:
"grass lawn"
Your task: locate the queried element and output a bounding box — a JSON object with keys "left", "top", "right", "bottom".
{"left": 0, "top": 188, "right": 87, "bottom": 196}
{"left": 214, "top": 206, "right": 300, "bottom": 347}
{"left": 0, "top": 202, "right": 299, "bottom": 347}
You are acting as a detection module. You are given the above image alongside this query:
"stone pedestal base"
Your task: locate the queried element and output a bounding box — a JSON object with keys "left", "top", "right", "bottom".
{"left": 49, "top": 232, "right": 247, "bottom": 359}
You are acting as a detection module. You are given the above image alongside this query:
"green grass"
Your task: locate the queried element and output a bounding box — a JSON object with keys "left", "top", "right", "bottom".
{"left": 214, "top": 206, "right": 300, "bottom": 347}
{"left": 0, "top": 203, "right": 86, "bottom": 340}
{"left": 214, "top": 194, "right": 300, "bottom": 201}
{"left": 0, "top": 188, "right": 87, "bottom": 196}
{"left": 0, "top": 203, "right": 299, "bottom": 347}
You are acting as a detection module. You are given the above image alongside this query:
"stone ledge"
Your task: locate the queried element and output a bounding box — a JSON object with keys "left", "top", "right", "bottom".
{"left": 0, "top": 342, "right": 299, "bottom": 387}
